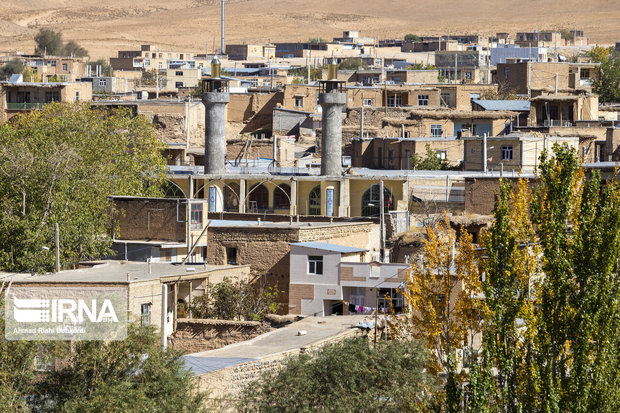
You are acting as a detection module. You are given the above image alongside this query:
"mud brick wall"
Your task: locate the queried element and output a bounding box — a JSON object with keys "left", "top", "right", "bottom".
{"left": 172, "top": 319, "right": 266, "bottom": 353}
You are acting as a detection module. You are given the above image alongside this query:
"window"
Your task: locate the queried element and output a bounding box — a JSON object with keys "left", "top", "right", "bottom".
{"left": 62, "top": 63, "right": 67, "bottom": 71}
{"left": 417, "top": 95, "right": 429, "bottom": 106}
{"left": 308, "top": 186, "right": 321, "bottom": 215}
{"left": 158, "top": 62, "right": 163, "bottom": 69}
{"left": 140, "top": 303, "right": 151, "bottom": 327}
{"left": 440, "top": 93, "right": 452, "bottom": 107}
{"left": 226, "top": 247, "right": 237, "bottom": 265}
{"left": 175, "top": 81, "right": 183, "bottom": 88}
{"left": 501, "top": 145, "right": 513, "bottom": 160}
{"left": 99, "top": 79, "right": 107, "bottom": 86}
{"left": 273, "top": 184, "right": 291, "bottom": 209}
{"left": 504, "top": 67, "right": 509, "bottom": 79}
{"left": 361, "top": 184, "right": 395, "bottom": 217}
{"left": 363, "top": 98, "right": 373, "bottom": 106}
{"left": 50, "top": 61, "right": 57, "bottom": 67}
{"left": 392, "top": 76, "right": 401, "bottom": 83}
{"left": 387, "top": 95, "right": 402, "bottom": 107}
{"left": 248, "top": 184, "right": 269, "bottom": 211}
{"left": 176, "top": 71, "right": 183, "bottom": 76}
{"left": 464, "top": 71, "right": 472, "bottom": 79}
{"left": 580, "top": 69, "right": 590, "bottom": 79}
{"left": 190, "top": 203, "right": 203, "bottom": 229}
{"left": 430, "top": 124, "right": 443, "bottom": 137}
{"left": 75, "top": 91, "right": 80, "bottom": 101}
{"left": 294, "top": 96, "right": 303, "bottom": 107}
{"left": 404, "top": 131, "right": 411, "bottom": 138}
{"left": 308, "top": 256, "right": 323, "bottom": 275}
{"left": 436, "top": 150, "right": 447, "bottom": 160}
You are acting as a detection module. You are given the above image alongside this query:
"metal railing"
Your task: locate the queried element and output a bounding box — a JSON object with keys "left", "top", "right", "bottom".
{"left": 6, "top": 102, "right": 45, "bottom": 110}
{"left": 543, "top": 120, "right": 572, "bottom": 127}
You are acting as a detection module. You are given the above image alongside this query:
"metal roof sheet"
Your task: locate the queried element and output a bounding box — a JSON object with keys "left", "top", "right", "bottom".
{"left": 472, "top": 99, "right": 530, "bottom": 111}
{"left": 289, "top": 242, "right": 368, "bottom": 253}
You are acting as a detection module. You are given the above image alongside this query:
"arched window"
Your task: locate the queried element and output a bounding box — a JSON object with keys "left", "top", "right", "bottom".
{"left": 248, "top": 184, "right": 268, "bottom": 211}
{"left": 273, "top": 184, "right": 291, "bottom": 209}
{"left": 361, "top": 184, "right": 395, "bottom": 217}
{"left": 223, "top": 183, "right": 240, "bottom": 212}
{"left": 161, "top": 181, "right": 185, "bottom": 198}
{"left": 308, "top": 186, "right": 321, "bottom": 215}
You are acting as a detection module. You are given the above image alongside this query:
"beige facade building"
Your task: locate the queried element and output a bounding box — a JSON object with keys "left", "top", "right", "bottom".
{"left": 0, "top": 77, "right": 92, "bottom": 122}
{"left": 463, "top": 134, "right": 579, "bottom": 172}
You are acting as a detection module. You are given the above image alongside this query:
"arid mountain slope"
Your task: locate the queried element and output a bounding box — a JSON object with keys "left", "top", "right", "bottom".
{"left": 0, "top": 0, "right": 618, "bottom": 58}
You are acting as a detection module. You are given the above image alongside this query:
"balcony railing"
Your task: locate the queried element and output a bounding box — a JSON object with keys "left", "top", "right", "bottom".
{"left": 6, "top": 102, "right": 45, "bottom": 110}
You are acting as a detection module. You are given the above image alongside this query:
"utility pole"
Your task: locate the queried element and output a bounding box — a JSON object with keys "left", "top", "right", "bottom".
{"left": 156, "top": 70, "right": 159, "bottom": 100}
{"left": 220, "top": 0, "right": 225, "bottom": 55}
{"left": 161, "top": 284, "right": 168, "bottom": 350}
{"left": 554, "top": 73, "right": 558, "bottom": 95}
{"left": 527, "top": 61, "right": 531, "bottom": 99}
{"left": 379, "top": 180, "right": 385, "bottom": 262}
{"left": 54, "top": 223, "right": 60, "bottom": 272}
{"left": 360, "top": 106, "right": 364, "bottom": 138}
{"left": 454, "top": 53, "right": 458, "bottom": 84}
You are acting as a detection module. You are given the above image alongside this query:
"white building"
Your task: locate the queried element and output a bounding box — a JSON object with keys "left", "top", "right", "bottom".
{"left": 289, "top": 241, "right": 410, "bottom": 316}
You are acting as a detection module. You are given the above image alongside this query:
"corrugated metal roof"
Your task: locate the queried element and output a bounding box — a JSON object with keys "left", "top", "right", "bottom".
{"left": 290, "top": 242, "right": 368, "bottom": 253}
{"left": 472, "top": 99, "right": 530, "bottom": 111}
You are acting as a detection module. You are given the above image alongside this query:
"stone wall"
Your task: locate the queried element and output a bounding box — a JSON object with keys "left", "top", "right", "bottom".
{"left": 171, "top": 319, "right": 267, "bottom": 353}
{"left": 196, "top": 328, "right": 360, "bottom": 399}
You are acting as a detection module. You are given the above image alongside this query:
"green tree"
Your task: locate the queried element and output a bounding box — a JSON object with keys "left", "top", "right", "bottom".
{"left": 0, "top": 102, "right": 166, "bottom": 272}
{"left": 530, "top": 144, "right": 620, "bottom": 412}
{"left": 190, "top": 277, "right": 280, "bottom": 321}
{"left": 88, "top": 59, "right": 113, "bottom": 77}
{"left": 34, "top": 324, "right": 207, "bottom": 412}
{"left": 479, "top": 178, "right": 540, "bottom": 413}
{"left": 592, "top": 52, "right": 620, "bottom": 103}
{"left": 0, "top": 58, "right": 25, "bottom": 80}
{"left": 308, "top": 37, "right": 327, "bottom": 44}
{"left": 407, "top": 63, "right": 437, "bottom": 70}
{"left": 63, "top": 40, "right": 89, "bottom": 57}
{"left": 34, "top": 28, "right": 64, "bottom": 56}
{"left": 287, "top": 66, "right": 323, "bottom": 81}
{"left": 410, "top": 144, "right": 450, "bottom": 170}
{"left": 238, "top": 337, "right": 437, "bottom": 412}
{"left": 338, "top": 58, "right": 369, "bottom": 71}
{"left": 404, "top": 34, "right": 421, "bottom": 42}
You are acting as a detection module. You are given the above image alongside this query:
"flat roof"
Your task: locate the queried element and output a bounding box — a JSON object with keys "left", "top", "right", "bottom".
{"left": 290, "top": 241, "right": 368, "bottom": 253}
{"left": 1, "top": 261, "right": 243, "bottom": 284}
{"left": 167, "top": 164, "right": 536, "bottom": 179}
{"left": 209, "top": 219, "right": 373, "bottom": 230}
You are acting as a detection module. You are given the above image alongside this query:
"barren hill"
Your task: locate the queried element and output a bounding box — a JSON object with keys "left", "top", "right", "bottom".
{"left": 1, "top": 0, "right": 618, "bottom": 59}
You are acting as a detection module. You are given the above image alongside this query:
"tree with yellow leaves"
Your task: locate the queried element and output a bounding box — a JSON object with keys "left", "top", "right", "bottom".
{"left": 395, "top": 214, "right": 487, "bottom": 412}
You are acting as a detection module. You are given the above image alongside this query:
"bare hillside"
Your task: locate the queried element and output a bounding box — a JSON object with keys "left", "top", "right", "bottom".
{"left": 0, "top": 0, "right": 618, "bottom": 58}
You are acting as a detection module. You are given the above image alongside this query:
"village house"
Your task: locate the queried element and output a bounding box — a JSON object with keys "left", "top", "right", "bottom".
{"left": 350, "top": 136, "right": 463, "bottom": 169}
{"left": 288, "top": 242, "right": 409, "bottom": 316}
{"left": 3, "top": 260, "right": 250, "bottom": 339}
{"left": 463, "top": 133, "right": 579, "bottom": 172}
{"left": 225, "top": 44, "right": 275, "bottom": 61}
{"left": 0, "top": 74, "right": 92, "bottom": 122}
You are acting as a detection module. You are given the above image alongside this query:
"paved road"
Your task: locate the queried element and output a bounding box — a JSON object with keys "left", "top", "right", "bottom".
{"left": 182, "top": 315, "right": 368, "bottom": 375}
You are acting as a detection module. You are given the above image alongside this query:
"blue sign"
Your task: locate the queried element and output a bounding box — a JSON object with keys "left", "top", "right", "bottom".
{"left": 326, "top": 188, "right": 334, "bottom": 217}
{"left": 209, "top": 186, "right": 217, "bottom": 212}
